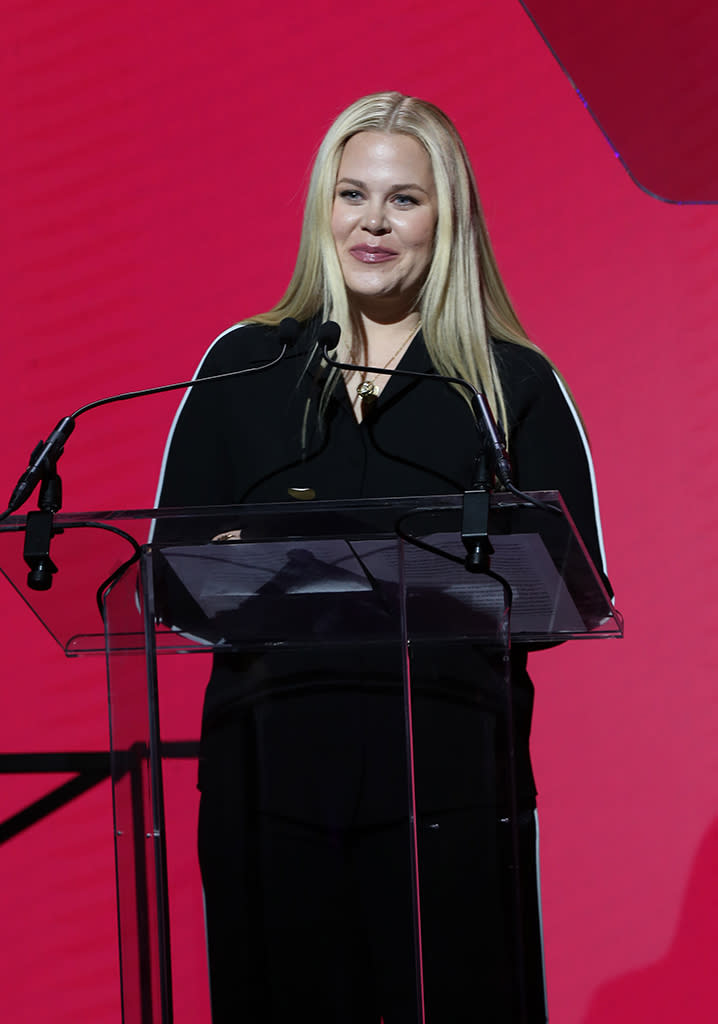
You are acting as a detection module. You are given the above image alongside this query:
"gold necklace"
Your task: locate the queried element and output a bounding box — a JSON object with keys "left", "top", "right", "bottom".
{"left": 355, "top": 321, "right": 421, "bottom": 402}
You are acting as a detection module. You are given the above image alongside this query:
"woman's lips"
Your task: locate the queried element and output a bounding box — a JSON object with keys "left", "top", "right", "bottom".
{"left": 349, "top": 245, "right": 398, "bottom": 263}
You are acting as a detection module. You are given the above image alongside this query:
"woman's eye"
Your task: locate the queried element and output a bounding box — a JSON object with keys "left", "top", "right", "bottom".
{"left": 339, "top": 189, "right": 363, "bottom": 201}
{"left": 393, "top": 194, "right": 419, "bottom": 207}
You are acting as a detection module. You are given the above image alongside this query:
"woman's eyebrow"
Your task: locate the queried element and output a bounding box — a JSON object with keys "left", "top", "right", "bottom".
{"left": 336, "top": 176, "right": 429, "bottom": 194}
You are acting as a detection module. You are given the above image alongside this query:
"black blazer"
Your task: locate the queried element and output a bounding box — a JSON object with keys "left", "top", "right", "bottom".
{"left": 156, "top": 320, "right": 608, "bottom": 820}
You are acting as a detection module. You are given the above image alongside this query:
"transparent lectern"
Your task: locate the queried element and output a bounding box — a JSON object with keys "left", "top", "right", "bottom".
{"left": 0, "top": 492, "right": 621, "bottom": 1024}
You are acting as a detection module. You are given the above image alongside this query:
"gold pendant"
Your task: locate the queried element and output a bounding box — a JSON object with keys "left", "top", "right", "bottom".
{"left": 356, "top": 380, "right": 377, "bottom": 398}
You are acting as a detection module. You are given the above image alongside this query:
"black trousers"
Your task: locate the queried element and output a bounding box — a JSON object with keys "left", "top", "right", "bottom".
{"left": 197, "top": 701, "right": 547, "bottom": 1023}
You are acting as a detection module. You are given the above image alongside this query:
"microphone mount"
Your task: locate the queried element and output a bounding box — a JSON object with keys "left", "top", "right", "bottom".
{"left": 23, "top": 456, "right": 64, "bottom": 591}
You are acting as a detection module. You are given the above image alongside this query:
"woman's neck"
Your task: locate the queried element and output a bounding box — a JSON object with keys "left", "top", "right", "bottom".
{"left": 350, "top": 311, "right": 422, "bottom": 363}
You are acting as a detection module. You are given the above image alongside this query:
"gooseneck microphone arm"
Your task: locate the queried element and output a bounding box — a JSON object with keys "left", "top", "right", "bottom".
{"left": 3, "top": 317, "right": 302, "bottom": 519}
{"left": 317, "top": 320, "right": 513, "bottom": 488}
{"left": 317, "top": 319, "right": 558, "bottom": 573}
{"left": 3, "top": 317, "right": 301, "bottom": 591}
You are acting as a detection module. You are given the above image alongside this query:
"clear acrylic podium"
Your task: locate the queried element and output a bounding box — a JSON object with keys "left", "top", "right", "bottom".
{"left": 0, "top": 491, "right": 621, "bottom": 1024}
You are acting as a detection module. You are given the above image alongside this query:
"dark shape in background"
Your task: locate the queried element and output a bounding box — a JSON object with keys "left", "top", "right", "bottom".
{"left": 583, "top": 817, "right": 718, "bottom": 1023}
{"left": 521, "top": 0, "right": 718, "bottom": 202}
{"left": 0, "top": 744, "right": 197, "bottom": 845}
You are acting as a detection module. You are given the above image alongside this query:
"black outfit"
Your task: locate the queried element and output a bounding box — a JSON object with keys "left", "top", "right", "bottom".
{"left": 156, "top": 319, "right": 607, "bottom": 1023}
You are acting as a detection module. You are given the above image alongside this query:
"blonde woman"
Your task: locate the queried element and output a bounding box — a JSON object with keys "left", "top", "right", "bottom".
{"left": 157, "top": 92, "right": 608, "bottom": 1023}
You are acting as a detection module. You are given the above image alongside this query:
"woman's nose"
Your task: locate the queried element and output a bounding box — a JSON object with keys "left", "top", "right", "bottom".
{"left": 362, "top": 203, "right": 389, "bottom": 234}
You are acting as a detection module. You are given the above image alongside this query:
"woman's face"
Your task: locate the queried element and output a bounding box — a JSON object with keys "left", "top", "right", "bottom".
{"left": 331, "top": 131, "right": 438, "bottom": 319}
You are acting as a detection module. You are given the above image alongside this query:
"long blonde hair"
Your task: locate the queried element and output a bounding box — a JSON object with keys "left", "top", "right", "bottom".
{"left": 249, "top": 91, "right": 542, "bottom": 430}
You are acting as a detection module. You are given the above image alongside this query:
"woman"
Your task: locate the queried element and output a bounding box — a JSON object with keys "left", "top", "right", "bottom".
{"left": 156, "top": 92, "right": 608, "bottom": 1022}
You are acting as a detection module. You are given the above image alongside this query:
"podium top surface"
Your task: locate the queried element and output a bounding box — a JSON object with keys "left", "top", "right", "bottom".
{"left": 0, "top": 492, "right": 621, "bottom": 654}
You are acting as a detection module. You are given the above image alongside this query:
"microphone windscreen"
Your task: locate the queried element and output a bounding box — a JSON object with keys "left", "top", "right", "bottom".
{"left": 318, "top": 320, "right": 341, "bottom": 352}
{"left": 279, "top": 317, "right": 301, "bottom": 348}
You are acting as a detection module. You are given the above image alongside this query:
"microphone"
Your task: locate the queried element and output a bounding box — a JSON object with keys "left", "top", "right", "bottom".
{"left": 6, "top": 417, "right": 77, "bottom": 517}
{"left": 278, "top": 316, "right": 302, "bottom": 347}
{"left": 317, "top": 319, "right": 513, "bottom": 488}
{"left": 317, "top": 320, "right": 341, "bottom": 354}
{"left": 4, "top": 317, "right": 302, "bottom": 517}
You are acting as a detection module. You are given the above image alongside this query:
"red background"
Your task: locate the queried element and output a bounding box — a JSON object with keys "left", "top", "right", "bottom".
{"left": 2, "top": 1, "right": 717, "bottom": 1021}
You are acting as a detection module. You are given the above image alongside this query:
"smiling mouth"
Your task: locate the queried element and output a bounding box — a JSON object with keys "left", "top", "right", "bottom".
{"left": 349, "top": 246, "right": 398, "bottom": 263}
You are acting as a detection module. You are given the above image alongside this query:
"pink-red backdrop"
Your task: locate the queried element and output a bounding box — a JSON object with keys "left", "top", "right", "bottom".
{"left": 3, "top": 1, "right": 717, "bottom": 1021}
